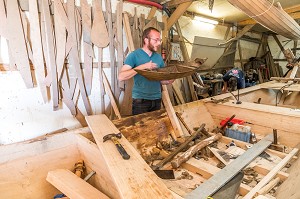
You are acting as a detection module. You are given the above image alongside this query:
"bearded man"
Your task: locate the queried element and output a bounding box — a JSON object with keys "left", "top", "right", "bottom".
{"left": 118, "top": 27, "right": 173, "bottom": 115}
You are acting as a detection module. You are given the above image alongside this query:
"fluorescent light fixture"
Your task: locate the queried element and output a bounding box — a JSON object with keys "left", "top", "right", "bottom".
{"left": 193, "top": 16, "right": 219, "bottom": 25}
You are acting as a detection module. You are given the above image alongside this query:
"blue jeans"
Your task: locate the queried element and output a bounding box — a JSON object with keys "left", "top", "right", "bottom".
{"left": 132, "top": 98, "right": 162, "bottom": 115}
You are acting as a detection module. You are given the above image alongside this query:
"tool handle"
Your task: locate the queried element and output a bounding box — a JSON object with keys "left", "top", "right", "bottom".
{"left": 116, "top": 143, "right": 130, "bottom": 160}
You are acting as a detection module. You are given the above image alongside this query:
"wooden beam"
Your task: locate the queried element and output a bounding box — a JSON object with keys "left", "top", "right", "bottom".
{"left": 41, "top": 0, "right": 59, "bottom": 109}
{"left": 285, "top": 4, "right": 300, "bottom": 14}
{"left": 167, "top": 2, "right": 192, "bottom": 31}
{"left": 104, "top": 0, "right": 117, "bottom": 94}
{"left": 29, "top": 0, "right": 48, "bottom": 102}
{"left": 103, "top": 72, "right": 121, "bottom": 119}
{"left": 182, "top": 158, "right": 252, "bottom": 196}
{"left": 47, "top": 169, "right": 110, "bottom": 199}
{"left": 162, "top": 85, "right": 184, "bottom": 140}
{"left": 270, "top": 77, "right": 300, "bottom": 82}
{"left": 147, "top": 6, "right": 157, "bottom": 20}
{"left": 7, "top": 0, "right": 33, "bottom": 88}
{"left": 186, "top": 134, "right": 274, "bottom": 198}
{"left": 243, "top": 148, "right": 299, "bottom": 199}
{"left": 85, "top": 114, "right": 174, "bottom": 198}
{"left": 67, "top": 0, "right": 92, "bottom": 115}
{"left": 272, "top": 34, "right": 285, "bottom": 52}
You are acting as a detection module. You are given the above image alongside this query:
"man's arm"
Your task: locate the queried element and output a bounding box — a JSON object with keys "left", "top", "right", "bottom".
{"left": 118, "top": 61, "right": 158, "bottom": 81}
{"left": 222, "top": 81, "right": 228, "bottom": 93}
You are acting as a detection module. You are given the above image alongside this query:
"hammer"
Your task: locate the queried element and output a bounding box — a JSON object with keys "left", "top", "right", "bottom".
{"left": 103, "top": 133, "right": 130, "bottom": 160}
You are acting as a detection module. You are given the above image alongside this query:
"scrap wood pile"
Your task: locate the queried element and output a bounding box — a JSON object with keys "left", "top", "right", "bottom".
{"left": 124, "top": 117, "right": 300, "bottom": 198}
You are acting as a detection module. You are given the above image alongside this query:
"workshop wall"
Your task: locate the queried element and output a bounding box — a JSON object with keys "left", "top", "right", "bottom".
{"left": 0, "top": 1, "right": 159, "bottom": 145}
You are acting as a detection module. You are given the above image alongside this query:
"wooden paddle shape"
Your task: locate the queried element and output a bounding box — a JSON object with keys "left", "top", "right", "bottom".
{"left": 91, "top": 0, "right": 109, "bottom": 47}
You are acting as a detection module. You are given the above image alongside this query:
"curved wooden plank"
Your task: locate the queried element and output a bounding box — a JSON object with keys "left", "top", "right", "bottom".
{"left": 91, "top": 0, "right": 109, "bottom": 48}
{"left": 7, "top": 0, "right": 33, "bottom": 88}
{"left": 29, "top": 0, "right": 48, "bottom": 102}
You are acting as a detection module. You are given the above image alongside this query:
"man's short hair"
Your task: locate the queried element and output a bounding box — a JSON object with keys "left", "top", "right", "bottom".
{"left": 142, "top": 27, "right": 160, "bottom": 44}
{"left": 228, "top": 77, "right": 237, "bottom": 92}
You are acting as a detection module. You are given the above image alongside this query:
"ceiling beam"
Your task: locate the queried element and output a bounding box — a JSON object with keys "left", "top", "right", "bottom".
{"left": 285, "top": 4, "right": 300, "bottom": 14}
{"left": 238, "top": 4, "right": 300, "bottom": 26}
{"left": 167, "top": 1, "right": 192, "bottom": 31}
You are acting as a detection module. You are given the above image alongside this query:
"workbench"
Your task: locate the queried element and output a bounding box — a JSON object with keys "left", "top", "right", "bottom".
{"left": 203, "top": 79, "right": 224, "bottom": 96}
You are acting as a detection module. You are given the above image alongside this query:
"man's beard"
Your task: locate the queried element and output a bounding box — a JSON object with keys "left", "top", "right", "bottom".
{"left": 148, "top": 43, "right": 157, "bottom": 52}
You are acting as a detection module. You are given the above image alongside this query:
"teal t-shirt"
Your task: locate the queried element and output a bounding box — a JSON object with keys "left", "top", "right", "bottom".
{"left": 124, "top": 48, "right": 164, "bottom": 100}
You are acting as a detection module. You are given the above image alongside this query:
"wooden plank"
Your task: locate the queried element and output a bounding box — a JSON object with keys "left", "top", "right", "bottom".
{"left": 46, "top": 169, "right": 110, "bottom": 199}
{"left": 243, "top": 148, "right": 299, "bottom": 199}
{"left": 85, "top": 114, "right": 173, "bottom": 199}
{"left": 162, "top": 85, "right": 184, "bottom": 140}
{"left": 76, "top": 134, "right": 119, "bottom": 197}
{"left": 257, "top": 177, "right": 280, "bottom": 196}
{"left": 104, "top": 0, "right": 117, "bottom": 95}
{"left": 103, "top": 72, "right": 121, "bottom": 119}
{"left": 91, "top": 0, "right": 109, "bottom": 48}
{"left": 116, "top": 0, "right": 124, "bottom": 112}
{"left": 29, "top": 0, "right": 48, "bottom": 102}
{"left": 186, "top": 134, "right": 274, "bottom": 198}
{"left": 132, "top": 8, "right": 140, "bottom": 49}
{"left": 98, "top": 48, "right": 105, "bottom": 114}
{"left": 123, "top": 12, "right": 135, "bottom": 52}
{"left": 270, "top": 77, "right": 300, "bottom": 82}
{"left": 20, "top": 11, "right": 33, "bottom": 64}
{"left": 81, "top": 0, "right": 93, "bottom": 95}
{"left": 41, "top": 0, "right": 59, "bottom": 110}
{"left": 7, "top": 0, "right": 33, "bottom": 88}
{"left": 68, "top": 0, "right": 92, "bottom": 115}
{"left": 175, "top": 21, "right": 199, "bottom": 100}
{"left": 0, "top": 0, "right": 7, "bottom": 38}
{"left": 260, "top": 81, "right": 300, "bottom": 91}
{"left": 121, "top": 12, "right": 135, "bottom": 116}
{"left": 54, "top": 0, "right": 66, "bottom": 78}
{"left": 147, "top": 6, "right": 157, "bottom": 20}
{"left": 167, "top": 2, "right": 192, "bottom": 31}
{"left": 182, "top": 158, "right": 252, "bottom": 196}
{"left": 253, "top": 165, "right": 289, "bottom": 181}
{"left": 53, "top": 0, "right": 78, "bottom": 116}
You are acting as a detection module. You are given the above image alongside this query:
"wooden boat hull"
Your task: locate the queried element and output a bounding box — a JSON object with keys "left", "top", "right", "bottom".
{"left": 0, "top": 96, "right": 300, "bottom": 198}
{"left": 228, "top": 0, "right": 300, "bottom": 40}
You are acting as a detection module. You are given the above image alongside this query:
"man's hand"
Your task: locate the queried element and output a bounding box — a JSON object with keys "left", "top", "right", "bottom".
{"left": 140, "top": 61, "right": 157, "bottom": 70}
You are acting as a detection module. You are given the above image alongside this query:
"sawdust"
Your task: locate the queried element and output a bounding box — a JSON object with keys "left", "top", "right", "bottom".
{"left": 275, "top": 152, "right": 300, "bottom": 199}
